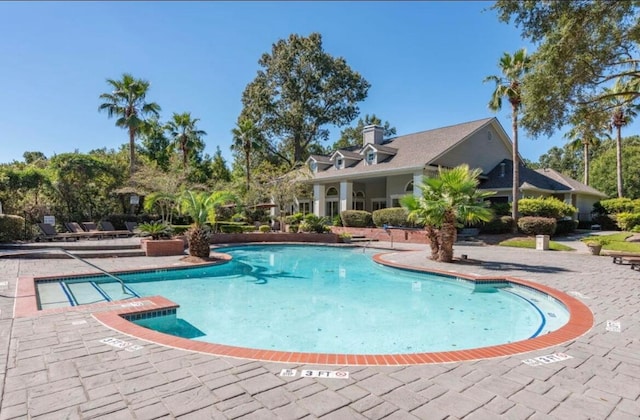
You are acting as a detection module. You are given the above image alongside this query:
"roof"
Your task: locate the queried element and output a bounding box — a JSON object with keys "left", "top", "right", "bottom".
{"left": 480, "top": 159, "right": 608, "bottom": 197}
{"left": 312, "top": 117, "right": 495, "bottom": 180}
{"left": 308, "top": 154, "right": 332, "bottom": 164}
{"left": 332, "top": 150, "right": 363, "bottom": 160}
{"left": 363, "top": 143, "right": 398, "bottom": 155}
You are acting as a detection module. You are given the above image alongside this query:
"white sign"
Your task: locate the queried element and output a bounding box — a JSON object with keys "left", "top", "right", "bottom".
{"left": 300, "top": 370, "right": 350, "bottom": 379}
{"left": 523, "top": 352, "right": 573, "bottom": 366}
{"left": 130, "top": 195, "right": 139, "bottom": 205}
{"left": 606, "top": 320, "right": 621, "bottom": 332}
{"left": 279, "top": 369, "right": 297, "bottom": 377}
{"left": 99, "top": 337, "right": 143, "bottom": 352}
{"left": 43, "top": 215, "right": 55, "bottom": 225}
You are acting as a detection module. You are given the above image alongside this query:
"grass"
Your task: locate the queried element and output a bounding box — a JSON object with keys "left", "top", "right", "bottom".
{"left": 581, "top": 232, "right": 640, "bottom": 253}
{"left": 498, "top": 238, "right": 574, "bottom": 251}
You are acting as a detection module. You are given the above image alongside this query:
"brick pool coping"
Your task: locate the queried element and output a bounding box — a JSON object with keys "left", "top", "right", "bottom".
{"left": 14, "top": 250, "right": 594, "bottom": 366}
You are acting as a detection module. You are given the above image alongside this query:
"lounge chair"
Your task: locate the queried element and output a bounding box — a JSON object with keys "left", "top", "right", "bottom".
{"left": 124, "top": 221, "right": 138, "bottom": 233}
{"left": 99, "top": 221, "right": 134, "bottom": 237}
{"left": 36, "top": 223, "right": 81, "bottom": 242}
{"left": 65, "top": 222, "right": 104, "bottom": 240}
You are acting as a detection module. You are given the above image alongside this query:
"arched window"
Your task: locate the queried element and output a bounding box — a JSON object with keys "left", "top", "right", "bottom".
{"left": 405, "top": 181, "right": 414, "bottom": 192}
{"left": 326, "top": 187, "right": 338, "bottom": 197}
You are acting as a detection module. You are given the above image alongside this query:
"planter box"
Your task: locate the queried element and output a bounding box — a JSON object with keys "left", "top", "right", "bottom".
{"left": 141, "top": 239, "right": 185, "bottom": 257}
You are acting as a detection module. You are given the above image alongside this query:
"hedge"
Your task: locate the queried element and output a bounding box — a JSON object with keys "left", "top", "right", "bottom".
{"left": 555, "top": 219, "right": 578, "bottom": 235}
{"left": 340, "top": 210, "right": 372, "bottom": 227}
{"left": 372, "top": 207, "right": 409, "bottom": 227}
{"left": 597, "top": 198, "right": 640, "bottom": 215}
{"left": 518, "top": 197, "right": 576, "bottom": 219}
{"left": 479, "top": 216, "right": 514, "bottom": 234}
{"left": 614, "top": 212, "right": 640, "bottom": 231}
{"left": 517, "top": 216, "right": 557, "bottom": 236}
{"left": 0, "top": 215, "right": 27, "bottom": 242}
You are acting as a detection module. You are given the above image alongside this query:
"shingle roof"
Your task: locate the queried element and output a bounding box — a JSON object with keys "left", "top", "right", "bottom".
{"left": 308, "top": 154, "right": 332, "bottom": 164}
{"left": 480, "top": 159, "right": 607, "bottom": 197}
{"left": 333, "top": 150, "right": 363, "bottom": 160}
{"left": 364, "top": 144, "right": 398, "bottom": 155}
{"left": 312, "top": 117, "right": 494, "bottom": 180}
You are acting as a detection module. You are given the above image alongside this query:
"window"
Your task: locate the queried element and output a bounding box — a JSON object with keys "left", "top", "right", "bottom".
{"left": 326, "top": 201, "right": 339, "bottom": 218}
{"left": 372, "top": 199, "right": 386, "bottom": 211}
{"left": 309, "top": 161, "right": 317, "bottom": 172}
{"left": 298, "top": 201, "right": 312, "bottom": 215}
{"left": 353, "top": 191, "right": 365, "bottom": 210}
{"left": 336, "top": 158, "right": 343, "bottom": 169}
{"left": 405, "top": 181, "right": 414, "bottom": 193}
{"left": 366, "top": 150, "right": 375, "bottom": 164}
{"left": 326, "top": 187, "right": 338, "bottom": 197}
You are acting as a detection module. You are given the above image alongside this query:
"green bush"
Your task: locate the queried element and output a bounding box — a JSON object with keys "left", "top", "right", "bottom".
{"left": 285, "top": 212, "right": 304, "bottom": 226}
{"left": 517, "top": 216, "right": 557, "bottom": 236}
{"left": 614, "top": 212, "right": 640, "bottom": 231}
{"left": 372, "top": 207, "right": 409, "bottom": 227}
{"left": 300, "top": 214, "right": 330, "bottom": 233}
{"left": 518, "top": 197, "right": 576, "bottom": 219}
{"left": 0, "top": 215, "right": 27, "bottom": 242}
{"left": 259, "top": 225, "right": 271, "bottom": 233}
{"left": 479, "top": 216, "right": 514, "bottom": 234}
{"left": 171, "top": 225, "right": 190, "bottom": 235}
{"left": 220, "top": 223, "right": 247, "bottom": 233}
{"left": 136, "top": 221, "right": 173, "bottom": 240}
{"left": 340, "top": 210, "right": 372, "bottom": 227}
{"left": 490, "top": 202, "right": 511, "bottom": 216}
{"left": 104, "top": 214, "right": 158, "bottom": 229}
{"left": 597, "top": 198, "right": 640, "bottom": 214}
{"left": 554, "top": 218, "right": 578, "bottom": 235}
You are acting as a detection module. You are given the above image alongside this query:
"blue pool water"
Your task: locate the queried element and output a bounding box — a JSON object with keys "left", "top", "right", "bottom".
{"left": 38, "top": 245, "right": 569, "bottom": 354}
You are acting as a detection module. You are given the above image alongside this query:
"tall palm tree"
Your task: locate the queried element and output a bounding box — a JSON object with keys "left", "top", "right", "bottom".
{"left": 564, "top": 108, "right": 609, "bottom": 186}
{"left": 165, "top": 112, "right": 207, "bottom": 169}
{"left": 484, "top": 48, "right": 531, "bottom": 231}
{"left": 401, "top": 165, "right": 494, "bottom": 263}
{"left": 177, "top": 190, "right": 237, "bottom": 258}
{"left": 231, "top": 118, "right": 263, "bottom": 192}
{"left": 98, "top": 73, "right": 161, "bottom": 176}
{"left": 603, "top": 79, "right": 639, "bottom": 197}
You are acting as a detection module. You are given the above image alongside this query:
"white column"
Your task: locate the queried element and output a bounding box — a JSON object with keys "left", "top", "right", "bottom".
{"left": 313, "top": 184, "right": 325, "bottom": 217}
{"left": 340, "top": 181, "right": 353, "bottom": 212}
{"left": 413, "top": 172, "right": 423, "bottom": 197}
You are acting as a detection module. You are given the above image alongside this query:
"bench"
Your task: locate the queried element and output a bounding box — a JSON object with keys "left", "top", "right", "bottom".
{"left": 606, "top": 252, "right": 640, "bottom": 264}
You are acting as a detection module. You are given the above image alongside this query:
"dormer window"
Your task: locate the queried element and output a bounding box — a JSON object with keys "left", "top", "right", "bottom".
{"left": 366, "top": 150, "right": 375, "bottom": 164}
{"left": 309, "top": 161, "right": 317, "bottom": 172}
{"left": 336, "top": 158, "right": 343, "bottom": 169}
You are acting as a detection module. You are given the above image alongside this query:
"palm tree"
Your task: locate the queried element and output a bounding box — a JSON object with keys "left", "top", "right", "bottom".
{"left": 231, "top": 118, "right": 262, "bottom": 191}
{"left": 165, "top": 112, "right": 207, "bottom": 169}
{"left": 143, "top": 191, "right": 178, "bottom": 225}
{"left": 177, "top": 190, "right": 237, "bottom": 258}
{"left": 603, "top": 79, "right": 639, "bottom": 197}
{"left": 98, "top": 73, "right": 161, "bottom": 176}
{"left": 401, "top": 165, "right": 494, "bottom": 263}
{"left": 484, "top": 48, "right": 531, "bottom": 231}
{"left": 564, "top": 108, "right": 609, "bottom": 185}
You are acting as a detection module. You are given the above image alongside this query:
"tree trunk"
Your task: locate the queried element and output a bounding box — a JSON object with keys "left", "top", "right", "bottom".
{"left": 511, "top": 109, "right": 519, "bottom": 233}
{"left": 187, "top": 226, "right": 211, "bottom": 258}
{"left": 616, "top": 126, "right": 623, "bottom": 197}
{"left": 438, "top": 216, "right": 457, "bottom": 263}
{"left": 583, "top": 143, "right": 589, "bottom": 185}
{"left": 425, "top": 226, "right": 439, "bottom": 260}
{"left": 129, "top": 126, "right": 136, "bottom": 176}
{"left": 245, "top": 149, "right": 251, "bottom": 192}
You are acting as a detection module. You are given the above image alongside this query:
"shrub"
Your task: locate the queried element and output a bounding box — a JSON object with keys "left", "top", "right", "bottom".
{"left": 614, "top": 212, "right": 640, "bottom": 231}
{"left": 259, "top": 225, "right": 271, "bottom": 233}
{"left": 220, "top": 223, "right": 247, "bottom": 233}
{"left": 597, "top": 198, "right": 640, "bottom": 214}
{"left": 340, "top": 210, "right": 372, "bottom": 227}
{"left": 479, "top": 216, "right": 514, "bottom": 234}
{"left": 372, "top": 207, "right": 409, "bottom": 227}
{"left": 136, "top": 221, "right": 173, "bottom": 240}
{"left": 0, "top": 215, "right": 27, "bottom": 242}
{"left": 490, "top": 202, "right": 511, "bottom": 216}
{"left": 593, "top": 214, "right": 618, "bottom": 230}
{"left": 554, "top": 218, "right": 578, "bottom": 235}
{"left": 300, "top": 214, "right": 330, "bottom": 233}
{"left": 332, "top": 215, "right": 342, "bottom": 226}
{"left": 517, "top": 216, "right": 557, "bottom": 236}
{"left": 518, "top": 197, "right": 576, "bottom": 219}
{"left": 171, "top": 225, "right": 190, "bottom": 235}
{"left": 104, "top": 214, "right": 157, "bottom": 230}
{"left": 285, "top": 212, "right": 304, "bottom": 226}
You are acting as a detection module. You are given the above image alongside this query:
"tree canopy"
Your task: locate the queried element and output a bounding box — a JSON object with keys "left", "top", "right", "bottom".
{"left": 332, "top": 114, "right": 396, "bottom": 150}
{"left": 493, "top": 0, "right": 640, "bottom": 137}
{"left": 239, "top": 33, "right": 370, "bottom": 166}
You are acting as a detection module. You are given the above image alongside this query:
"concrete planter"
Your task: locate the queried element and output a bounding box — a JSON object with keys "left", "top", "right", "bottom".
{"left": 586, "top": 243, "right": 602, "bottom": 256}
{"left": 141, "top": 239, "right": 185, "bottom": 257}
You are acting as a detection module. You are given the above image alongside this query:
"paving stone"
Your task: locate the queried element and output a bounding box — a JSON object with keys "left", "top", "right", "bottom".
{"left": 548, "top": 394, "right": 615, "bottom": 419}
{"left": 616, "top": 398, "right": 640, "bottom": 417}
{"left": 153, "top": 376, "right": 201, "bottom": 397}
{"left": 482, "top": 395, "right": 515, "bottom": 415}
{"left": 429, "top": 390, "right": 484, "bottom": 418}
{"left": 607, "top": 409, "right": 640, "bottom": 420}
{"left": 215, "top": 393, "right": 256, "bottom": 412}
{"left": 357, "top": 373, "right": 404, "bottom": 395}
{"left": 362, "top": 400, "right": 400, "bottom": 420}
{"left": 383, "top": 386, "right": 430, "bottom": 411}
{"left": 475, "top": 375, "right": 524, "bottom": 397}
{"left": 236, "top": 407, "right": 281, "bottom": 419}
{"left": 253, "top": 387, "right": 294, "bottom": 410}
{"left": 239, "top": 372, "right": 286, "bottom": 395}
{"left": 509, "top": 388, "right": 560, "bottom": 414}
{"left": 502, "top": 403, "right": 536, "bottom": 420}
{"left": 163, "top": 385, "right": 217, "bottom": 417}
{"left": 133, "top": 401, "right": 172, "bottom": 420}
{"left": 272, "top": 402, "right": 310, "bottom": 420}
{"left": 409, "top": 401, "right": 454, "bottom": 420}
{"left": 319, "top": 406, "right": 368, "bottom": 420}
{"left": 29, "top": 386, "right": 87, "bottom": 417}
{"left": 0, "top": 403, "right": 28, "bottom": 420}
{"left": 298, "top": 389, "right": 350, "bottom": 417}
{"left": 222, "top": 400, "right": 264, "bottom": 419}
{"left": 117, "top": 372, "right": 168, "bottom": 395}
{"left": 213, "top": 383, "right": 247, "bottom": 401}
{"left": 349, "top": 393, "right": 384, "bottom": 412}
{"left": 336, "top": 383, "right": 369, "bottom": 402}
{"left": 586, "top": 373, "right": 640, "bottom": 400}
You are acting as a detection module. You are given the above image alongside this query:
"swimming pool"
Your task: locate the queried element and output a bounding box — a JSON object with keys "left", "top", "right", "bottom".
{"left": 37, "top": 245, "right": 570, "bottom": 355}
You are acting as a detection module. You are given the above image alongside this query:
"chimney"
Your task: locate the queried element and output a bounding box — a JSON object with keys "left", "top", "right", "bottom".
{"left": 499, "top": 162, "right": 506, "bottom": 177}
{"left": 362, "top": 125, "right": 384, "bottom": 146}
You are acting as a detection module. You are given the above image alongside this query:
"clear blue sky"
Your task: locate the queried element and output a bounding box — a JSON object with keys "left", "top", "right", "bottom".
{"left": 0, "top": 1, "right": 588, "bottom": 166}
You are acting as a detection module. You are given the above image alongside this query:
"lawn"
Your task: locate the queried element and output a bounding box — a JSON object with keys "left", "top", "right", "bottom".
{"left": 498, "top": 237, "right": 574, "bottom": 251}
{"left": 581, "top": 232, "right": 640, "bottom": 253}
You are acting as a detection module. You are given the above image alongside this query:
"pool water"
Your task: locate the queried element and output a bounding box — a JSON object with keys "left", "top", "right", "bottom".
{"left": 38, "top": 245, "right": 569, "bottom": 354}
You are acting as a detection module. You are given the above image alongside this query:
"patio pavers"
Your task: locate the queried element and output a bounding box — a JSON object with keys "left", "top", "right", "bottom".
{"left": 0, "top": 241, "right": 639, "bottom": 418}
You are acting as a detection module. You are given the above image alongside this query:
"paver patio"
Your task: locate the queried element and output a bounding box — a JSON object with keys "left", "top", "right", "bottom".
{"left": 0, "top": 238, "right": 638, "bottom": 419}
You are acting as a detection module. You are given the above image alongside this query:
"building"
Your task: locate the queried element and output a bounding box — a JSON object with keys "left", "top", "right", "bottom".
{"left": 301, "top": 117, "right": 606, "bottom": 221}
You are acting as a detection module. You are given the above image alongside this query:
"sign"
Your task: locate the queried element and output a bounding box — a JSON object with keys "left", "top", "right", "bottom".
{"left": 279, "top": 369, "right": 297, "bottom": 377}
{"left": 606, "top": 320, "right": 621, "bottom": 332}
{"left": 99, "top": 337, "right": 144, "bottom": 352}
{"left": 278, "top": 369, "right": 349, "bottom": 379}
{"left": 43, "top": 215, "right": 55, "bottom": 225}
{"left": 129, "top": 195, "right": 139, "bottom": 205}
{"left": 522, "top": 352, "right": 573, "bottom": 366}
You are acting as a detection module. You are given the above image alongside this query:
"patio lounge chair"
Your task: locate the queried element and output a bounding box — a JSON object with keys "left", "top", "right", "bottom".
{"left": 36, "top": 223, "right": 81, "bottom": 242}
{"left": 65, "top": 222, "right": 104, "bottom": 240}
{"left": 605, "top": 252, "right": 640, "bottom": 264}
{"left": 99, "top": 221, "right": 134, "bottom": 237}
{"left": 124, "top": 221, "right": 138, "bottom": 233}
